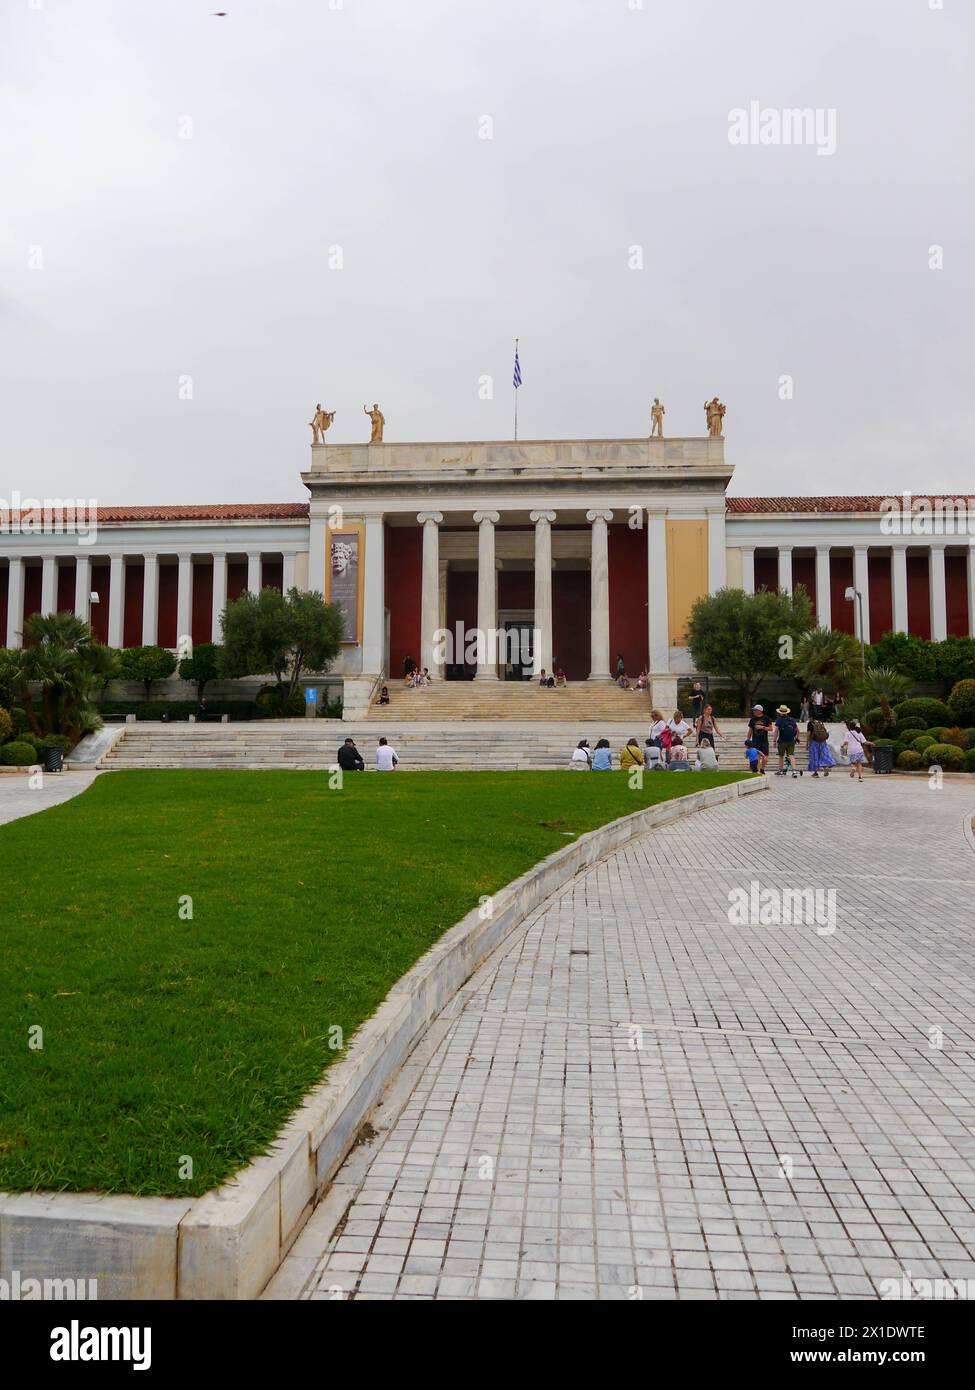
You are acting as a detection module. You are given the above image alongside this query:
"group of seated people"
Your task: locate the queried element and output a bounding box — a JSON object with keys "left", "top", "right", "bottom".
{"left": 402, "top": 658, "right": 432, "bottom": 689}
{"left": 569, "top": 707, "right": 721, "bottom": 771}
{"left": 537, "top": 667, "right": 567, "bottom": 688}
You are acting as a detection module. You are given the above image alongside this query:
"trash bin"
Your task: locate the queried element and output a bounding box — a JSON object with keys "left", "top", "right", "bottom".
{"left": 44, "top": 747, "right": 64, "bottom": 773}
{"left": 872, "top": 744, "right": 894, "bottom": 774}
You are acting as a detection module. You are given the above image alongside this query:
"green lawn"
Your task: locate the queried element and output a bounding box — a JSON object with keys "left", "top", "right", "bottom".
{"left": 0, "top": 768, "right": 746, "bottom": 1196}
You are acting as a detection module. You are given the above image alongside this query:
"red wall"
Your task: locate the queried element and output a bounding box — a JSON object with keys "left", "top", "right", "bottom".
{"left": 192, "top": 561, "right": 213, "bottom": 647}
{"left": 227, "top": 561, "right": 247, "bottom": 604}
{"left": 263, "top": 559, "right": 283, "bottom": 593}
{"left": 23, "top": 567, "right": 42, "bottom": 631}
{"left": 829, "top": 554, "right": 855, "bottom": 634}
{"left": 57, "top": 563, "right": 75, "bottom": 613}
{"left": 445, "top": 569, "right": 477, "bottom": 675}
{"left": 754, "top": 553, "right": 778, "bottom": 592}
{"left": 608, "top": 523, "right": 648, "bottom": 674}
{"left": 946, "top": 553, "right": 969, "bottom": 637}
{"left": 385, "top": 526, "right": 422, "bottom": 677}
{"left": 553, "top": 571, "right": 590, "bottom": 681}
{"left": 792, "top": 554, "right": 816, "bottom": 617}
{"left": 498, "top": 570, "right": 533, "bottom": 609}
{"left": 907, "top": 554, "right": 931, "bottom": 640}
{"left": 90, "top": 563, "right": 109, "bottom": 643}
{"left": 124, "top": 564, "right": 144, "bottom": 647}
{"left": 0, "top": 567, "right": 7, "bottom": 640}
{"left": 868, "top": 554, "right": 893, "bottom": 640}
{"left": 158, "top": 564, "right": 178, "bottom": 648}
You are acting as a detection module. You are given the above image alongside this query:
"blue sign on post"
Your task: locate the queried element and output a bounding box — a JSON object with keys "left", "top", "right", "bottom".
{"left": 304, "top": 687, "right": 317, "bottom": 706}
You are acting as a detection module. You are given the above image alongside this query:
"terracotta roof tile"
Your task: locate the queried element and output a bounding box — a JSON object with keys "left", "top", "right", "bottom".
{"left": 726, "top": 496, "right": 975, "bottom": 514}
{"left": 3, "top": 503, "right": 310, "bottom": 524}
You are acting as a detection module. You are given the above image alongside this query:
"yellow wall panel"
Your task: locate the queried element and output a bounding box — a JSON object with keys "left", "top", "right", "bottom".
{"left": 666, "top": 520, "right": 708, "bottom": 647}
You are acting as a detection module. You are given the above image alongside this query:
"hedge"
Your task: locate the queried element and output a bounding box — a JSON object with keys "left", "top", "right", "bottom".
{"left": 965, "top": 749, "right": 975, "bottom": 773}
{"left": 98, "top": 701, "right": 259, "bottom": 722}
{"left": 0, "top": 741, "right": 38, "bottom": 766}
{"left": 894, "top": 697, "right": 953, "bottom": 727}
{"left": 924, "top": 742, "right": 965, "bottom": 770}
{"left": 0, "top": 707, "right": 12, "bottom": 743}
{"left": 910, "top": 734, "right": 937, "bottom": 754}
{"left": 948, "top": 679, "right": 975, "bottom": 727}
{"left": 896, "top": 749, "right": 923, "bottom": 770}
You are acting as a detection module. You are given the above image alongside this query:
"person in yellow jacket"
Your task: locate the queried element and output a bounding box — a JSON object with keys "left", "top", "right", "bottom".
{"left": 619, "top": 738, "right": 643, "bottom": 772}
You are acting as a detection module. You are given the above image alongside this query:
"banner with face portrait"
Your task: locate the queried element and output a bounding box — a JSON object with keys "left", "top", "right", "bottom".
{"left": 326, "top": 525, "right": 363, "bottom": 643}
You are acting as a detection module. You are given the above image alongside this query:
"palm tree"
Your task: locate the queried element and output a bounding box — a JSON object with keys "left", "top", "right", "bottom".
{"left": 16, "top": 612, "right": 118, "bottom": 743}
{"left": 790, "top": 627, "right": 861, "bottom": 696}
{"left": 852, "top": 666, "right": 913, "bottom": 731}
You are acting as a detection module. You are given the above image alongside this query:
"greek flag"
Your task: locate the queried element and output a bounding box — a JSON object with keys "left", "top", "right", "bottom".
{"left": 513, "top": 343, "right": 522, "bottom": 389}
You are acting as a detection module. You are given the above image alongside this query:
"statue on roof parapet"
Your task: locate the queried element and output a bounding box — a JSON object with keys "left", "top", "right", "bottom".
{"left": 364, "top": 403, "right": 385, "bottom": 443}
{"left": 309, "top": 403, "right": 335, "bottom": 445}
{"left": 704, "top": 397, "right": 726, "bottom": 437}
{"left": 650, "top": 398, "right": 665, "bottom": 438}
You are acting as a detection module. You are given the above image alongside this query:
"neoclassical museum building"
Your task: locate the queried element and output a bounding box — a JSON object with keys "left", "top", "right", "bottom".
{"left": 2, "top": 433, "right": 973, "bottom": 712}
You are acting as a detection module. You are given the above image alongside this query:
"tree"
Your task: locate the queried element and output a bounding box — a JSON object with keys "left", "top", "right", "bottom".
{"left": 178, "top": 643, "right": 222, "bottom": 702}
{"left": 790, "top": 627, "right": 862, "bottom": 695}
{"left": 852, "top": 666, "right": 913, "bottom": 731}
{"left": 117, "top": 644, "right": 178, "bottom": 700}
{"left": 868, "top": 631, "right": 938, "bottom": 683}
{"left": 0, "top": 612, "right": 119, "bottom": 742}
{"left": 219, "top": 587, "right": 344, "bottom": 699}
{"left": 686, "top": 586, "right": 814, "bottom": 715}
{"left": 933, "top": 636, "right": 975, "bottom": 695}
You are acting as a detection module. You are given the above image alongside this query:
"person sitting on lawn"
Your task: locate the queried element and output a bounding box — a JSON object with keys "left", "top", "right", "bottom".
{"left": 668, "top": 735, "right": 689, "bottom": 770}
{"left": 336, "top": 737, "right": 364, "bottom": 772}
{"left": 619, "top": 737, "right": 643, "bottom": 771}
{"left": 569, "top": 739, "right": 591, "bottom": 769}
{"left": 644, "top": 739, "right": 664, "bottom": 771}
{"left": 591, "top": 738, "right": 613, "bottom": 771}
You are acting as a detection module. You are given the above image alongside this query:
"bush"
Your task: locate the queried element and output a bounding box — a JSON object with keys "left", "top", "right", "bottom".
{"left": 894, "top": 716, "right": 926, "bottom": 734}
{"left": 947, "top": 678, "right": 975, "bottom": 727}
{"left": 896, "top": 749, "right": 923, "bottom": 770}
{"left": 864, "top": 706, "right": 898, "bottom": 737}
{"left": 0, "top": 707, "right": 12, "bottom": 743}
{"left": 872, "top": 738, "right": 896, "bottom": 747}
{"left": 255, "top": 686, "right": 305, "bottom": 719}
{"left": 1, "top": 740, "right": 38, "bottom": 766}
{"left": 924, "top": 742, "right": 965, "bottom": 770}
{"left": 98, "top": 700, "right": 258, "bottom": 722}
{"left": 939, "top": 727, "right": 968, "bottom": 750}
{"left": 966, "top": 729, "right": 975, "bottom": 750}
{"left": 964, "top": 749, "right": 975, "bottom": 773}
{"left": 9, "top": 706, "right": 29, "bottom": 735}
{"left": 926, "top": 727, "right": 948, "bottom": 742}
{"left": 893, "top": 697, "right": 953, "bottom": 727}
{"left": 911, "top": 734, "right": 937, "bottom": 753}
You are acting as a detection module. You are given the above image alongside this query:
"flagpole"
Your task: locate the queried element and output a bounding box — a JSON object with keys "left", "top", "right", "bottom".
{"left": 514, "top": 337, "right": 519, "bottom": 441}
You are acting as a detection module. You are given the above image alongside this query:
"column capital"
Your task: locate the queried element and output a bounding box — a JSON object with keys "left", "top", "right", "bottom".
{"left": 778, "top": 543, "right": 794, "bottom": 554}
{"left": 586, "top": 509, "right": 614, "bottom": 524}
{"left": 473, "top": 510, "right": 500, "bottom": 526}
{"left": 417, "top": 511, "right": 443, "bottom": 526}
{"left": 853, "top": 544, "right": 869, "bottom": 557}
{"left": 530, "top": 509, "right": 557, "bottom": 525}
{"left": 177, "top": 551, "right": 194, "bottom": 564}
{"left": 815, "top": 542, "right": 831, "bottom": 554}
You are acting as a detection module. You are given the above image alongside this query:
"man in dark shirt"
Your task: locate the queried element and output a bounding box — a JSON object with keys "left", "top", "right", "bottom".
{"left": 336, "top": 737, "right": 365, "bottom": 772}
{"left": 746, "top": 704, "right": 773, "bottom": 774}
{"left": 689, "top": 681, "right": 706, "bottom": 726}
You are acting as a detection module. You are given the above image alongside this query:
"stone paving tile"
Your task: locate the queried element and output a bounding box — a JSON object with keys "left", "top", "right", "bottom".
{"left": 279, "top": 777, "right": 975, "bottom": 1301}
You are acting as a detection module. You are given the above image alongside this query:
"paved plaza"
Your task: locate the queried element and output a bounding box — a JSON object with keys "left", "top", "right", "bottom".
{"left": 269, "top": 776, "right": 975, "bottom": 1301}
{"left": 0, "top": 770, "right": 97, "bottom": 826}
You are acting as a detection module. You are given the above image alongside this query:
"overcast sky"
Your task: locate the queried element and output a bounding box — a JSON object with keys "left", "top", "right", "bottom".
{"left": 2, "top": 0, "right": 972, "bottom": 505}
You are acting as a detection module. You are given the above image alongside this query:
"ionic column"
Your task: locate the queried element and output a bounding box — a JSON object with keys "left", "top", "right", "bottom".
{"left": 247, "top": 552, "right": 262, "bottom": 594}
{"left": 853, "top": 546, "right": 871, "bottom": 645}
{"left": 892, "top": 546, "right": 909, "bottom": 634}
{"left": 282, "top": 552, "right": 296, "bottom": 593}
{"left": 740, "top": 546, "right": 756, "bottom": 595}
{"left": 647, "top": 511, "right": 669, "bottom": 671}
{"left": 362, "top": 516, "right": 386, "bottom": 675}
{"left": 815, "top": 545, "right": 831, "bottom": 628}
{"left": 74, "top": 552, "right": 91, "bottom": 622}
{"left": 777, "top": 546, "right": 793, "bottom": 596}
{"left": 930, "top": 543, "right": 948, "bottom": 641}
{"left": 5, "top": 557, "right": 24, "bottom": 648}
{"left": 707, "top": 510, "right": 727, "bottom": 592}
{"left": 41, "top": 555, "right": 57, "bottom": 614}
{"left": 176, "top": 552, "right": 193, "bottom": 651}
{"left": 587, "top": 509, "right": 613, "bottom": 680}
{"left": 211, "top": 552, "right": 228, "bottom": 643}
{"left": 107, "top": 553, "right": 125, "bottom": 648}
{"left": 417, "top": 512, "right": 443, "bottom": 674}
{"left": 531, "top": 510, "right": 556, "bottom": 675}
{"left": 473, "top": 510, "right": 501, "bottom": 679}
{"left": 142, "top": 554, "right": 159, "bottom": 645}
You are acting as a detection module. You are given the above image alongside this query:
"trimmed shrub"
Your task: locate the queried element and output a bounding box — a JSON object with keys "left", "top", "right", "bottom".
{"left": 872, "top": 738, "right": 896, "bottom": 748}
{"left": 924, "top": 742, "right": 965, "bottom": 770}
{"left": 911, "top": 734, "right": 937, "bottom": 754}
{"left": 896, "top": 749, "right": 923, "bottom": 770}
{"left": 966, "top": 728, "right": 975, "bottom": 750}
{"left": 894, "top": 716, "right": 926, "bottom": 733}
{"left": 947, "top": 678, "right": 975, "bottom": 727}
{"left": 9, "top": 706, "right": 29, "bottom": 735}
{"left": 893, "top": 697, "right": 953, "bottom": 727}
{"left": 0, "top": 707, "right": 12, "bottom": 743}
{"left": 1, "top": 740, "right": 38, "bottom": 766}
{"left": 255, "top": 686, "right": 305, "bottom": 719}
{"left": 98, "top": 700, "right": 258, "bottom": 722}
{"left": 964, "top": 749, "right": 975, "bottom": 773}
{"left": 939, "top": 727, "right": 968, "bottom": 750}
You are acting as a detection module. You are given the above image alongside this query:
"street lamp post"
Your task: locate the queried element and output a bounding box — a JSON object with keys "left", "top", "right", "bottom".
{"left": 844, "top": 585, "right": 865, "bottom": 671}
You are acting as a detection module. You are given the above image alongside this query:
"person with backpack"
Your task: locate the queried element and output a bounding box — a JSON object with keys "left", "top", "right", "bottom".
{"left": 773, "top": 704, "right": 800, "bottom": 777}
{"left": 806, "top": 713, "right": 835, "bottom": 777}
{"left": 746, "top": 704, "right": 773, "bottom": 774}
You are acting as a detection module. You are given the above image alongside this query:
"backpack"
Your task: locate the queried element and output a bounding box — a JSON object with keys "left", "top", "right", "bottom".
{"left": 778, "top": 716, "right": 798, "bottom": 742}
{"left": 659, "top": 726, "right": 673, "bottom": 750}
{"left": 810, "top": 719, "right": 828, "bottom": 743}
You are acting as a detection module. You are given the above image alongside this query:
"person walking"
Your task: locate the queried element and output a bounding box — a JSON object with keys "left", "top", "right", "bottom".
{"left": 806, "top": 714, "right": 835, "bottom": 777}
{"left": 695, "top": 704, "right": 721, "bottom": 752}
{"left": 336, "top": 737, "right": 365, "bottom": 772}
{"left": 746, "top": 704, "right": 773, "bottom": 774}
{"left": 591, "top": 738, "right": 613, "bottom": 771}
{"left": 841, "top": 721, "right": 872, "bottom": 781}
{"left": 772, "top": 704, "right": 800, "bottom": 777}
{"left": 798, "top": 694, "right": 810, "bottom": 723}
{"left": 375, "top": 736, "right": 399, "bottom": 771}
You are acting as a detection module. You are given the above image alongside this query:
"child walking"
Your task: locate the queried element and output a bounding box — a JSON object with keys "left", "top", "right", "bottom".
{"left": 841, "top": 721, "right": 873, "bottom": 781}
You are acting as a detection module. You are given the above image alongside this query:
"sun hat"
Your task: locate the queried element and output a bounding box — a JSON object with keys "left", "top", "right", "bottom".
{"left": 776, "top": 704, "right": 791, "bottom": 715}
